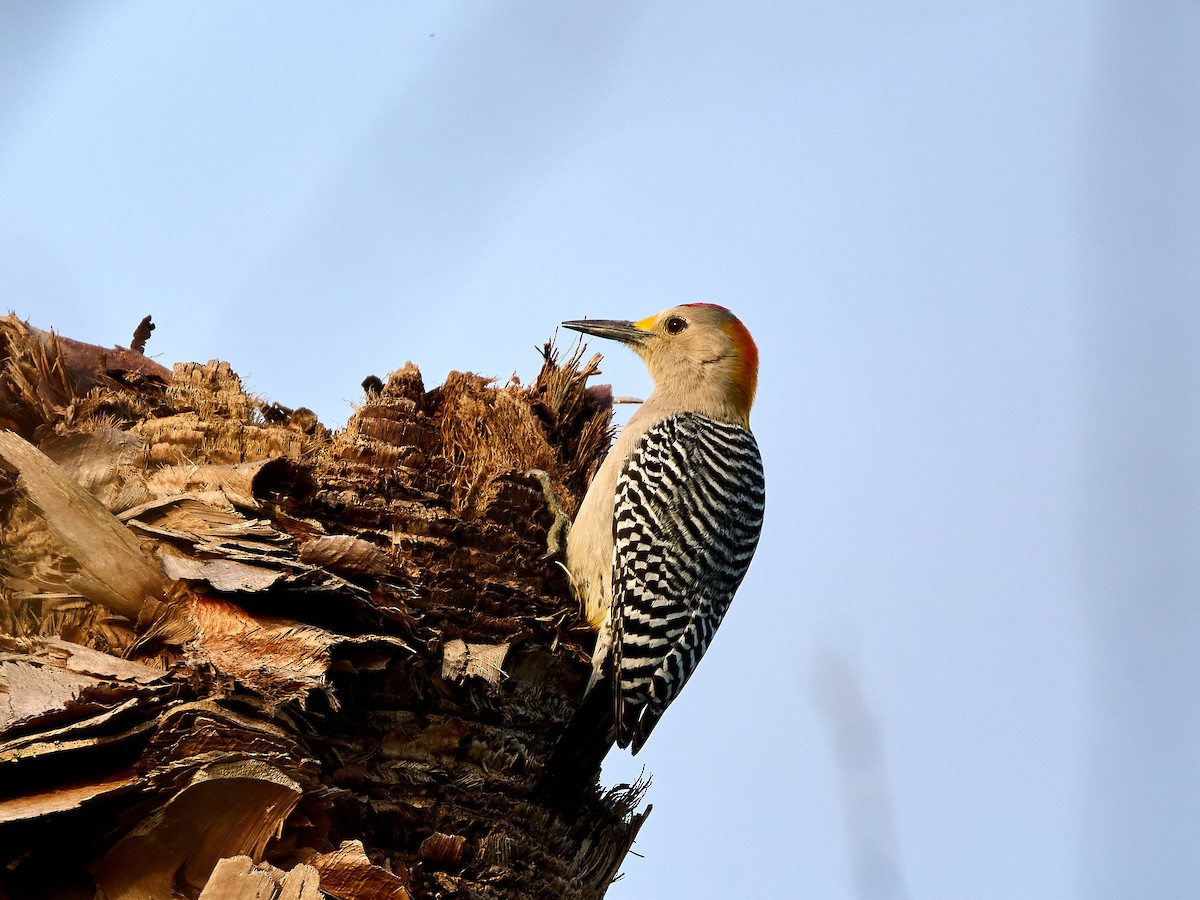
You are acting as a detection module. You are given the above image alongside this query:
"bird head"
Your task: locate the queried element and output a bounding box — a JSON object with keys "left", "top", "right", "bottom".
{"left": 562, "top": 303, "right": 759, "bottom": 426}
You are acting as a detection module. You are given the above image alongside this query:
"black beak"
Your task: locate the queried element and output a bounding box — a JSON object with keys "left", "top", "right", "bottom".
{"left": 561, "top": 319, "right": 648, "bottom": 347}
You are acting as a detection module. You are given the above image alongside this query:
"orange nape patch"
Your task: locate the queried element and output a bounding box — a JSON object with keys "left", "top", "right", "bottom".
{"left": 721, "top": 317, "right": 759, "bottom": 422}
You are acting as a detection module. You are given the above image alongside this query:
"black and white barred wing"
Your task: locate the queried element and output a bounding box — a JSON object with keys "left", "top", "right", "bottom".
{"left": 611, "top": 412, "right": 765, "bottom": 753}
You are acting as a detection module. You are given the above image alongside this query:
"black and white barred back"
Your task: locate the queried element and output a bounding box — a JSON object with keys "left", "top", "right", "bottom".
{"left": 611, "top": 412, "right": 766, "bottom": 753}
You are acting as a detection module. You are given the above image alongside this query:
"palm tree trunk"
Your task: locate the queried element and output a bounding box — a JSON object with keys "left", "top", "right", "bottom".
{"left": 0, "top": 313, "right": 646, "bottom": 900}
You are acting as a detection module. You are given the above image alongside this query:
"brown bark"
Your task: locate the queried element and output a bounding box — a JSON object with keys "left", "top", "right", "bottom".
{"left": 0, "top": 314, "right": 647, "bottom": 899}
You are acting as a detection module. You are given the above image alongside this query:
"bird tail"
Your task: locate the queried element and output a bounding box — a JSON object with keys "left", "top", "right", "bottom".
{"left": 537, "top": 677, "right": 617, "bottom": 804}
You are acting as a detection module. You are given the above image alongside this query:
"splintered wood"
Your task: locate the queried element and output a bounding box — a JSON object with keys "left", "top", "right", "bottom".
{"left": 0, "top": 315, "right": 645, "bottom": 900}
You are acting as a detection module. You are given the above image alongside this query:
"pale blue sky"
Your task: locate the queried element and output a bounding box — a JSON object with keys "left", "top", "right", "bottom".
{"left": 3, "top": 3, "right": 1198, "bottom": 898}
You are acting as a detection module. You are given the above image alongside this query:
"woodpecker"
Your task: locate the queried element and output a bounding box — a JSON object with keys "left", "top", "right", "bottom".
{"left": 561, "top": 303, "right": 765, "bottom": 754}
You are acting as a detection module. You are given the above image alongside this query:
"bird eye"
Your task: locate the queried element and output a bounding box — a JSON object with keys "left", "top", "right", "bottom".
{"left": 665, "top": 316, "right": 687, "bottom": 334}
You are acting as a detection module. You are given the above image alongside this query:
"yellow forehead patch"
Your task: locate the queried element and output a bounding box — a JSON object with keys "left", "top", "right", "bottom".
{"left": 634, "top": 313, "right": 658, "bottom": 331}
